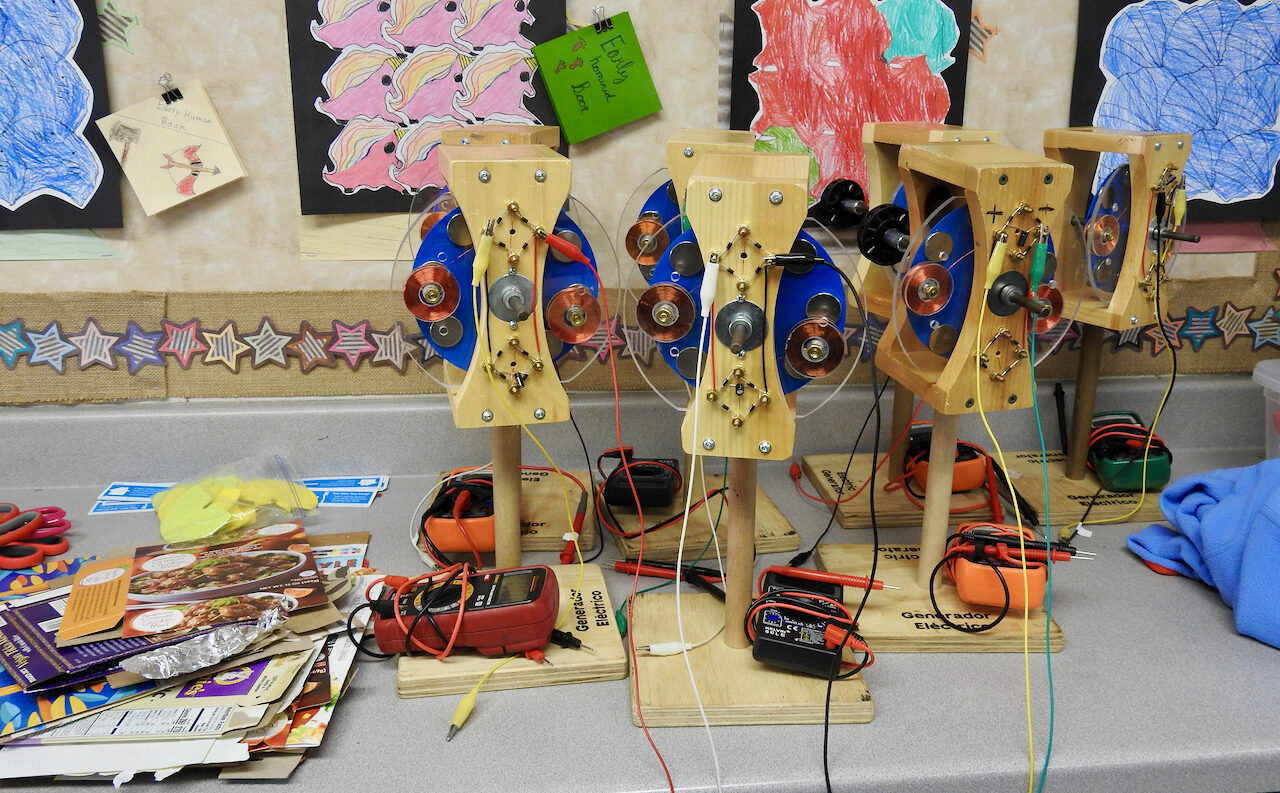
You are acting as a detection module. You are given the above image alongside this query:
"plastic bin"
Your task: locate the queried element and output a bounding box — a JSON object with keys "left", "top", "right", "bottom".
{"left": 1252, "top": 359, "right": 1280, "bottom": 459}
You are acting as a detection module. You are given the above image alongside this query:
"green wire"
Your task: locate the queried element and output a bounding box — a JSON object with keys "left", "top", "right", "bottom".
{"left": 1029, "top": 327, "right": 1055, "bottom": 793}
{"left": 617, "top": 458, "right": 729, "bottom": 628}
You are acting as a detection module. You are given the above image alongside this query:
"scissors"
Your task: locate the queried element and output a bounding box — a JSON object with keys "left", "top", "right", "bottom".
{"left": 0, "top": 504, "right": 71, "bottom": 569}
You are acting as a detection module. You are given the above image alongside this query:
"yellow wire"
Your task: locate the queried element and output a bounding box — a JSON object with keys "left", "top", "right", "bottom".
{"left": 1082, "top": 265, "right": 1175, "bottom": 526}
{"left": 472, "top": 247, "right": 585, "bottom": 632}
{"left": 974, "top": 288, "right": 1034, "bottom": 793}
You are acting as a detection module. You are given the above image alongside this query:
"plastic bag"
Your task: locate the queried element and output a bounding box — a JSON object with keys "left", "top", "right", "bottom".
{"left": 152, "top": 454, "right": 318, "bottom": 543}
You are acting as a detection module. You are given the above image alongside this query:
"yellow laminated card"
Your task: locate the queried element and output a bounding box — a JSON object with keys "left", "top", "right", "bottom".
{"left": 95, "top": 80, "right": 246, "bottom": 215}
{"left": 57, "top": 557, "right": 133, "bottom": 642}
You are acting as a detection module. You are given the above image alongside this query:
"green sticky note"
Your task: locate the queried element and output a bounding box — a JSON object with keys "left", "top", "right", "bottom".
{"left": 532, "top": 13, "right": 661, "bottom": 144}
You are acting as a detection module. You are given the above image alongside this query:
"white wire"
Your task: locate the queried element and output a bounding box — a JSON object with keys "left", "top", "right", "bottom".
{"left": 407, "top": 463, "right": 494, "bottom": 568}
{"left": 674, "top": 315, "right": 724, "bottom": 793}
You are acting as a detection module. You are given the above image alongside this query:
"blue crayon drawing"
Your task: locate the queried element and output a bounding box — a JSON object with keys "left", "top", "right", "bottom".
{"left": 0, "top": 0, "right": 103, "bottom": 211}
{"left": 1093, "top": 0, "right": 1280, "bottom": 204}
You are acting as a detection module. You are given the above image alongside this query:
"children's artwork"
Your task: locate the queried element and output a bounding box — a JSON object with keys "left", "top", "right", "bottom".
{"left": 1071, "top": 0, "right": 1280, "bottom": 219}
{"left": 284, "top": 0, "right": 567, "bottom": 216}
{"left": 0, "top": 0, "right": 122, "bottom": 229}
{"left": 729, "top": 0, "right": 971, "bottom": 202}
{"left": 95, "top": 80, "right": 246, "bottom": 215}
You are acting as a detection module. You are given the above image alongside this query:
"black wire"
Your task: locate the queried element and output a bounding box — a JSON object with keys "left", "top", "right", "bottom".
{"left": 814, "top": 259, "right": 881, "bottom": 793}
{"left": 926, "top": 551, "right": 1011, "bottom": 632}
{"left": 569, "top": 411, "right": 607, "bottom": 563}
{"left": 346, "top": 602, "right": 395, "bottom": 659}
{"left": 789, "top": 374, "right": 891, "bottom": 568}
{"left": 404, "top": 568, "right": 464, "bottom": 652}
{"left": 1070, "top": 268, "right": 1179, "bottom": 531}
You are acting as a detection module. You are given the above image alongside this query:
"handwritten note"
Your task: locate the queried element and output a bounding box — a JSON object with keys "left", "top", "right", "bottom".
{"left": 532, "top": 13, "right": 661, "bottom": 144}
{"left": 95, "top": 80, "right": 245, "bottom": 215}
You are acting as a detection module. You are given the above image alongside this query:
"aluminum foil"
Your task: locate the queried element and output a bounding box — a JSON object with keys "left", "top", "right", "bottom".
{"left": 119, "top": 608, "right": 288, "bottom": 680}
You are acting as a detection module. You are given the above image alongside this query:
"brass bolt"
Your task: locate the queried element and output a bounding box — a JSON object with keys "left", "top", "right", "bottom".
{"left": 737, "top": 225, "right": 750, "bottom": 237}
{"left": 654, "top": 305, "right": 675, "bottom": 325}
{"left": 507, "top": 202, "right": 520, "bottom": 213}
{"left": 731, "top": 416, "right": 744, "bottom": 428}
{"left": 732, "top": 366, "right": 744, "bottom": 379}
{"left": 565, "top": 306, "right": 586, "bottom": 327}
{"left": 509, "top": 384, "right": 520, "bottom": 394}
{"left": 508, "top": 253, "right": 520, "bottom": 266}
{"left": 508, "top": 338, "right": 520, "bottom": 348}
{"left": 421, "top": 283, "right": 444, "bottom": 305}
{"left": 804, "top": 341, "right": 825, "bottom": 361}
{"left": 919, "top": 280, "right": 940, "bottom": 300}
{"left": 533, "top": 359, "right": 544, "bottom": 371}
{"left": 736, "top": 280, "right": 748, "bottom": 293}
{"left": 759, "top": 393, "right": 770, "bottom": 405}
{"left": 706, "top": 391, "right": 717, "bottom": 402}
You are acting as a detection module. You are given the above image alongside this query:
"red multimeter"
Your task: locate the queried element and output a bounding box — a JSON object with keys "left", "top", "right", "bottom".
{"left": 372, "top": 565, "right": 559, "bottom": 656}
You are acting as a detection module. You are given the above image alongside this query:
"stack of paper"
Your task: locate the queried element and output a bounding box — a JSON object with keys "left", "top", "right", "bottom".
{"left": 0, "top": 527, "right": 371, "bottom": 783}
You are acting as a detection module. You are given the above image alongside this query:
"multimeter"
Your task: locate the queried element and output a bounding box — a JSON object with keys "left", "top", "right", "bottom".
{"left": 371, "top": 565, "right": 560, "bottom": 656}
{"left": 904, "top": 424, "right": 987, "bottom": 493}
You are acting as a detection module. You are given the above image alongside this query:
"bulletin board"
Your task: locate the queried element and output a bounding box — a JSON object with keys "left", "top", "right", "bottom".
{"left": 0, "top": 0, "right": 1277, "bottom": 407}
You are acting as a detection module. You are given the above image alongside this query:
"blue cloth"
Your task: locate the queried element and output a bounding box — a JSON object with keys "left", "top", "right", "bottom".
{"left": 1127, "top": 458, "right": 1280, "bottom": 649}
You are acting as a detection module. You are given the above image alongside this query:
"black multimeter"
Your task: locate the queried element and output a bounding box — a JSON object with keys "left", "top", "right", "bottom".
{"left": 372, "top": 565, "right": 560, "bottom": 656}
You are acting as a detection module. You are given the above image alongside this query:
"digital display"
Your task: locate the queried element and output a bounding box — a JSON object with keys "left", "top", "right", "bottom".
{"left": 494, "top": 571, "right": 534, "bottom": 605}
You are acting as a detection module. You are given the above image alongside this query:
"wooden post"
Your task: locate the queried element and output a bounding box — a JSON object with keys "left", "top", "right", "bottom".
{"left": 915, "top": 412, "right": 958, "bottom": 590}
{"left": 888, "top": 379, "right": 915, "bottom": 476}
{"left": 1065, "top": 324, "right": 1105, "bottom": 480}
{"left": 491, "top": 425, "right": 522, "bottom": 568}
{"left": 723, "top": 457, "right": 758, "bottom": 648}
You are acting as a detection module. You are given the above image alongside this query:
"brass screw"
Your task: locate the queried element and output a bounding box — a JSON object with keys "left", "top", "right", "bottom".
{"left": 508, "top": 338, "right": 520, "bottom": 348}
{"left": 507, "top": 202, "right": 520, "bottom": 213}
{"left": 731, "top": 416, "right": 744, "bottom": 428}
{"left": 919, "top": 280, "right": 940, "bottom": 300}
{"left": 737, "top": 225, "right": 750, "bottom": 237}
{"left": 706, "top": 391, "right": 717, "bottom": 402}
{"left": 533, "top": 359, "right": 544, "bottom": 371}
{"left": 509, "top": 384, "right": 520, "bottom": 394}
{"left": 804, "top": 341, "right": 825, "bottom": 361}
{"left": 654, "top": 305, "right": 675, "bottom": 325}
{"left": 508, "top": 253, "right": 520, "bottom": 266}
{"left": 421, "top": 283, "right": 444, "bottom": 305}
{"left": 736, "top": 281, "right": 748, "bottom": 293}
{"left": 759, "top": 393, "right": 770, "bottom": 405}
{"left": 732, "top": 366, "right": 744, "bottom": 379}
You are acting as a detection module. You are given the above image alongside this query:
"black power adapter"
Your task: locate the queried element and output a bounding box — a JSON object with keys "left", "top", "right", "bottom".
{"left": 600, "top": 448, "right": 680, "bottom": 509}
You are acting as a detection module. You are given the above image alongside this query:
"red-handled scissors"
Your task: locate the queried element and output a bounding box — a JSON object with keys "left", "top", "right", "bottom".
{"left": 0, "top": 504, "right": 71, "bottom": 569}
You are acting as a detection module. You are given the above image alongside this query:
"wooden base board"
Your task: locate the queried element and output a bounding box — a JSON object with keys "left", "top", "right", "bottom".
{"left": 1002, "top": 451, "right": 1165, "bottom": 527}
{"left": 801, "top": 453, "right": 998, "bottom": 529}
{"left": 396, "top": 563, "right": 627, "bottom": 697}
{"left": 608, "top": 476, "right": 798, "bottom": 562}
{"left": 815, "top": 543, "right": 1063, "bottom": 653}
{"left": 630, "top": 592, "right": 873, "bottom": 726}
{"left": 420, "top": 468, "right": 597, "bottom": 554}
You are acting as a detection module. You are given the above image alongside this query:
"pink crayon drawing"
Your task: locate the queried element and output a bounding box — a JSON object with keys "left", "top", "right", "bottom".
{"left": 453, "top": 47, "right": 538, "bottom": 123}
{"left": 392, "top": 118, "right": 454, "bottom": 191}
{"left": 321, "top": 116, "right": 405, "bottom": 194}
{"left": 315, "top": 45, "right": 405, "bottom": 123}
{"left": 383, "top": 0, "right": 467, "bottom": 51}
{"left": 387, "top": 47, "right": 466, "bottom": 123}
{"left": 311, "top": 0, "right": 398, "bottom": 50}
{"left": 456, "top": 0, "right": 534, "bottom": 50}
{"left": 161, "top": 145, "right": 220, "bottom": 197}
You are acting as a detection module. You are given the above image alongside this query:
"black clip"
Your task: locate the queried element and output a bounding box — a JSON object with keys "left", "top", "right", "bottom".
{"left": 592, "top": 5, "right": 612, "bottom": 33}
{"left": 158, "top": 72, "right": 183, "bottom": 104}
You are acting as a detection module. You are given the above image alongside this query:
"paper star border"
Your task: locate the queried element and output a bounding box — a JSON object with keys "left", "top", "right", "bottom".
{"left": 2, "top": 304, "right": 1277, "bottom": 377}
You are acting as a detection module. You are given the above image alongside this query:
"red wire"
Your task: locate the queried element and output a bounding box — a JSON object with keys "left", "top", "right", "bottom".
{"left": 391, "top": 565, "right": 470, "bottom": 658}
{"left": 582, "top": 259, "right": 674, "bottom": 792}
{"left": 791, "top": 398, "right": 925, "bottom": 506}
{"left": 452, "top": 497, "right": 484, "bottom": 569}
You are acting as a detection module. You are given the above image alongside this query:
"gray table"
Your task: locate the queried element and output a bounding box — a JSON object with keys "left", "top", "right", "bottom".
{"left": 2, "top": 384, "right": 1278, "bottom": 791}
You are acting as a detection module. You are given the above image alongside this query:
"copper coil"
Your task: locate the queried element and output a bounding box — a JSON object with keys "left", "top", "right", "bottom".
{"left": 903, "top": 263, "right": 952, "bottom": 316}
{"left": 637, "top": 283, "right": 695, "bottom": 342}
{"left": 404, "top": 264, "right": 460, "bottom": 322}
{"left": 546, "top": 285, "right": 601, "bottom": 345}
{"left": 1088, "top": 213, "right": 1121, "bottom": 256}
{"left": 418, "top": 210, "right": 448, "bottom": 240}
{"left": 785, "top": 317, "right": 846, "bottom": 378}
{"left": 625, "top": 215, "right": 671, "bottom": 266}
{"left": 1034, "top": 285, "right": 1065, "bottom": 335}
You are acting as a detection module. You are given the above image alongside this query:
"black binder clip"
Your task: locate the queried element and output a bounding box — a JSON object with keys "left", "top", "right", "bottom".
{"left": 592, "top": 5, "right": 612, "bottom": 33}
{"left": 158, "top": 73, "right": 183, "bottom": 104}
